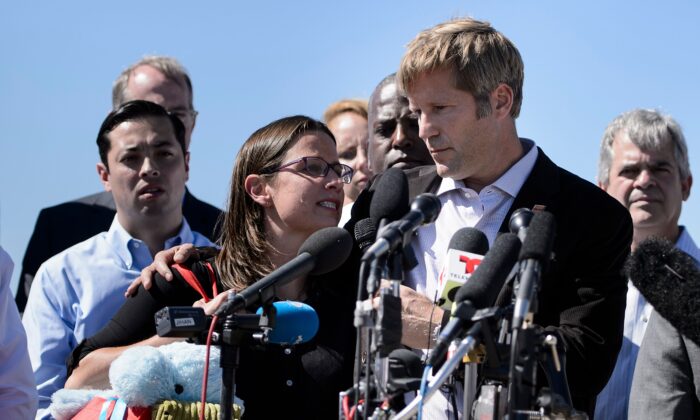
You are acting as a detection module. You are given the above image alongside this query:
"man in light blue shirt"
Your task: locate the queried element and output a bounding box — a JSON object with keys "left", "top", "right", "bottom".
{"left": 595, "top": 109, "right": 694, "bottom": 419}
{"left": 22, "top": 100, "right": 215, "bottom": 418}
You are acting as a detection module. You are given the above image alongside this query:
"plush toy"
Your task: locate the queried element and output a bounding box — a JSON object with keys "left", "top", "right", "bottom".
{"left": 50, "top": 342, "right": 244, "bottom": 420}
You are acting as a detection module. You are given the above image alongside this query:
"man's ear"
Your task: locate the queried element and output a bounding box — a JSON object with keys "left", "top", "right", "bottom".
{"left": 184, "top": 151, "right": 190, "bottom": 182}
{"left": 96, "top": 163, "right": 112, "bottom": 192}
{"left": 598, "top": 180, "right": 608, "bottom": 192}
{"left": 682, "top": 174, "right": 692, "bottom": 201}
{"left": 492, "top": 83, "right": 514, "bottom": 119}
{"left": 245, "top": 174, "right": 272, "bottom": 207}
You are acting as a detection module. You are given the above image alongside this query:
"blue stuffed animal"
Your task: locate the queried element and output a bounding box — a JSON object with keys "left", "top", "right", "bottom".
{"left": 50, "top": 342, "right": 244, "bottom": 419}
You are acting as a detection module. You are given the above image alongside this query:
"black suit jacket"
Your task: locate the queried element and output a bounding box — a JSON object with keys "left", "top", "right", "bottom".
{"left": 353, "top": 148, "right": 632, "bottom": 414}
{"left": 16, "top": 189, "right": 222, "bottom": 311}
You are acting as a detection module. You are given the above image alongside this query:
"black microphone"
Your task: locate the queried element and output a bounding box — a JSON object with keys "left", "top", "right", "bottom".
{"left": 512, "top": 211, "right": 556, "bottom": 330}
{"left": 436, "top": 227, "right": 489, "bottom": 309}
{"left": 369, "top": 167, "right": 410, "bottom": 228}
{"left": 629, "top": 237, "right": 700, "bottom": 344}
{"left": 363, "top": 193, "right": 441, "bottom": 260}
{"left": 354, "top": 218, "right": 377, "bottom": 252}
{"left": 428, "top": 233, "right": 522, "bottom": 366}
{"left": 509, "top": 208, "right": 534, "bottom": 242}
{"left": 215, "top": 227, "right": 353, "bottom": 316}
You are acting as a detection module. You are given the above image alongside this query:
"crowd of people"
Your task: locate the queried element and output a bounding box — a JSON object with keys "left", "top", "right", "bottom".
{"left": 1, "top": 15, "right": 697, "bottom": 420}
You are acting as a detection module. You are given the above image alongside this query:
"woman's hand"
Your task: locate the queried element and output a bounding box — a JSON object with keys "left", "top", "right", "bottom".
{"left": 193, "top": 290, "right": 233, "bottom": 316}
{"left": 124, "top": 244, "right": 199, "bottom": 297}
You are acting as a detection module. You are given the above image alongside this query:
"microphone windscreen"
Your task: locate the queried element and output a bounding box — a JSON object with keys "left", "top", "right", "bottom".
{"left": 411, "top": 193, "right": 442, "bottom": 224}
{"left": 256, "top": 301, "right": 319, "bottom": 345}
{"left": 370, "top": 167, "right": 409, "bottom": 223}
{"left": 454, "top": 233, "right": 521, "bottom": 307}
{"left": 354, "top": 218, "right": 377, "bottom": 251}
{"left": 298, "top": 227, "right": 353, "bottom": 275}
{"left": 449, "top": 227, "right": 489, "bottom": 255}
{"left": 628, "top": 237, "right": 700, "bottom": 345}
{"left": 518, "top": 211, "right": 556, "bottom": 263}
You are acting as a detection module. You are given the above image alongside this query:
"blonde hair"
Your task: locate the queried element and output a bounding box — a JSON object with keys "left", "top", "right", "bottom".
{"left": 215, "top": 115, "right": 335, "bottom": 291}
{"left": 323, "top": 99, "right": 368, "bottom": 125}
{"left": 398, "top": 17, "right": 524, "bottom": 119}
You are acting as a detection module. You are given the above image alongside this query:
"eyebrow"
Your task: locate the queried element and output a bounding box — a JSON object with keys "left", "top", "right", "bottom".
{"left": 121, "top": 139, "right": 178, "bottom": 152}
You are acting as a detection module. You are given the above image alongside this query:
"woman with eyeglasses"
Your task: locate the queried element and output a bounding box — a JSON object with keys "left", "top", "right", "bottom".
{"left": 65, "top": 115, "right": 359, "bottom": 419}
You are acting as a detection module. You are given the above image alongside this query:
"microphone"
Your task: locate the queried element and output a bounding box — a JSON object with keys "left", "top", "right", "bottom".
{"left": 436, "top": 228, "right": 490, "bottom": 310}
{"left": 629, "top": 237, "right": 700, "bottom": 345}
{"left": 428, "top": 233, "right": 522, "bottom": 366}
{"left": 354, "top": 218, "right": 377, "bottom": 252}
{"left": 509, "top": 208, "right": 534, "bottom": 242}
{"left": 215, "top": 227, "right": 353, "bottom": 316}
{"left": 363, "top": 193, "right": 442, "bottom": 260}
{"left": 386, "top": 348, "right": 424, "bottom": 393}
{"left": 255, "top": 301, "right": 319, "bottom": 345}
{"left": 369, "top": 167, "right": 410, "bottom": 228}
{"left": 512, "top": 211, "right": 556, "bottom": 330}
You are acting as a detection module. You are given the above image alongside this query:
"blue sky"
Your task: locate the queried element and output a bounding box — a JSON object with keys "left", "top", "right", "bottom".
{"left": 1, "top": 1, "right": 698, "bottom": 293}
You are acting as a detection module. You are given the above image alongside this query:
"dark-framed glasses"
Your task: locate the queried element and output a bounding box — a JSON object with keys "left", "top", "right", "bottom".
{"left": 262, "top": 156, "right": 354, "bottom": 184}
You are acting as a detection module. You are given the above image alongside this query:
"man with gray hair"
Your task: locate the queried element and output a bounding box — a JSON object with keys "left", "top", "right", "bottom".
{"left": 596, "top": 108, "right": 697, "bottom": 419}
{"left": 17, "top": 56, "right": 221, "bottom": 311}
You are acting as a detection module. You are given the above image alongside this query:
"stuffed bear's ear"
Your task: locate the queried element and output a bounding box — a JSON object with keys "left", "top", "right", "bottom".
{"left": 110, "top": 346, "right": 175, "bottom": 407}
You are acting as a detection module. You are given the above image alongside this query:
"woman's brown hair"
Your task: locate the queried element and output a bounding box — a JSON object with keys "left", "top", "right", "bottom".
{"left": 215, "top": 115, "right": 335, "bottom": 291}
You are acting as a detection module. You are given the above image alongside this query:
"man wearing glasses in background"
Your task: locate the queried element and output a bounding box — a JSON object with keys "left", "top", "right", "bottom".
{"left": 16, "top": 56, "right": 222, "bottom": 312}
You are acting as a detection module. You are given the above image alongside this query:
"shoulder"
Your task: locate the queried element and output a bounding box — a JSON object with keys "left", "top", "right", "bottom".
{"left": 35, "top": 233, "right": 108, "bottom": 282}
{"left": 41, "top": 191, "right": 114, "bottom": 212}
{"left": 183, "top": 190, "right": 223, "bottom": 215}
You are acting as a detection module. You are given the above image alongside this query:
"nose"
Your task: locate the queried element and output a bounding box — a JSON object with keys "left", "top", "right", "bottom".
{"left": 140, "top": 157, "right": 160, "bottom": 178}
{"left": 391, "top": 123, "right": 411, "bottom": 150}
{"left": 418, "top": 114, "right": 438, "bottom": 142}
{"left": 633, "top": 169, "right": 654, "bottom": 189}
{"left": 355, "top": 145, "right": 370, "bottom": 175}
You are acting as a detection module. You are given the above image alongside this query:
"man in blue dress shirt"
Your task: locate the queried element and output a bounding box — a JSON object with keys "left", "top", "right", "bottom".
{"left": 22, "top": 100, "right": 215, "bottom": 418}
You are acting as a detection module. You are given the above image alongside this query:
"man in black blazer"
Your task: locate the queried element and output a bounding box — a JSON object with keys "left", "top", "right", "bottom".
{"left": 16, "top": 56, "right": 222, "bottom": 311}
{"left": 352, "top": 18, "right": 632, "bottom": 416}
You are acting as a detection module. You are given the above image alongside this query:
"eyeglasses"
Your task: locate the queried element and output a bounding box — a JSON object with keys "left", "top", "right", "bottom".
{"left": 167, "top": 108, "right": 199, "bottom": 122}
{"left": 262, "top": 156, "right": 354, "bottom": 184}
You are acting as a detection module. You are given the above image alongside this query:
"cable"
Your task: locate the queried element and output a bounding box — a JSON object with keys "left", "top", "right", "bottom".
{"left": 199, "top": 314, "right": 218, "bottom": 420}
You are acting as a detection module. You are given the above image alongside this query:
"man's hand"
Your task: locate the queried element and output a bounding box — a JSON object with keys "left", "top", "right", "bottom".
{"left": 124, "top": 244, "right": 199, "bottom": 297}
{"left": 379, "top": 280, "right": 444, "bottom": 350}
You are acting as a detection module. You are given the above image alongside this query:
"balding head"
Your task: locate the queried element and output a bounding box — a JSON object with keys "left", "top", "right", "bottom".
{"left": 113, "top": 56, "right": 197, "bottom": 148}
{"left": 367, "top": 73, "right": 432, "bottom": 173}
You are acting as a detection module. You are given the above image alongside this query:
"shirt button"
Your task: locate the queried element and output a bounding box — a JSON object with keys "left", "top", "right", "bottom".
{"left": 284, "top": 348, "right": 292, "bottom": 355}
{"left": 643, "top": 317, "right": 648, "bottom": 323}
{"left": 286, "top": 380, "right": 293, "bottom": 387}
{"left": 133, "top": 243, "right": 140, "bottom": 248}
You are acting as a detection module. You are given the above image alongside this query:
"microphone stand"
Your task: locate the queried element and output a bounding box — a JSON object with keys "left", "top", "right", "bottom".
{"left": 393, "top": 306, "right": 503, "bottom": 419}
{"left": 217, "top": 300, "right": 277, "bottom": 420}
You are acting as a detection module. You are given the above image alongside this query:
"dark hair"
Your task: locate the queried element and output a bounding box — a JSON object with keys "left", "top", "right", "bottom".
{"left": 96, "top": 100, "right": 186, "bottom": 167}
{"left": 216, "top": 115, "right": 336, "bottom": 291}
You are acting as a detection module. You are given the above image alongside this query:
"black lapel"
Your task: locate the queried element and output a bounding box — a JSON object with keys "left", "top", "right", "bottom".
{"left": 498, "top": 148, "right": 561, "bottom": 233}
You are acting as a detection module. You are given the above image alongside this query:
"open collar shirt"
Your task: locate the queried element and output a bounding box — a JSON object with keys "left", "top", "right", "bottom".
{"left": 405, "top": 139, "right": 538, "bottom": 300}
{"left": 22, "top": 215, "right": 215, "bottom": 418}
